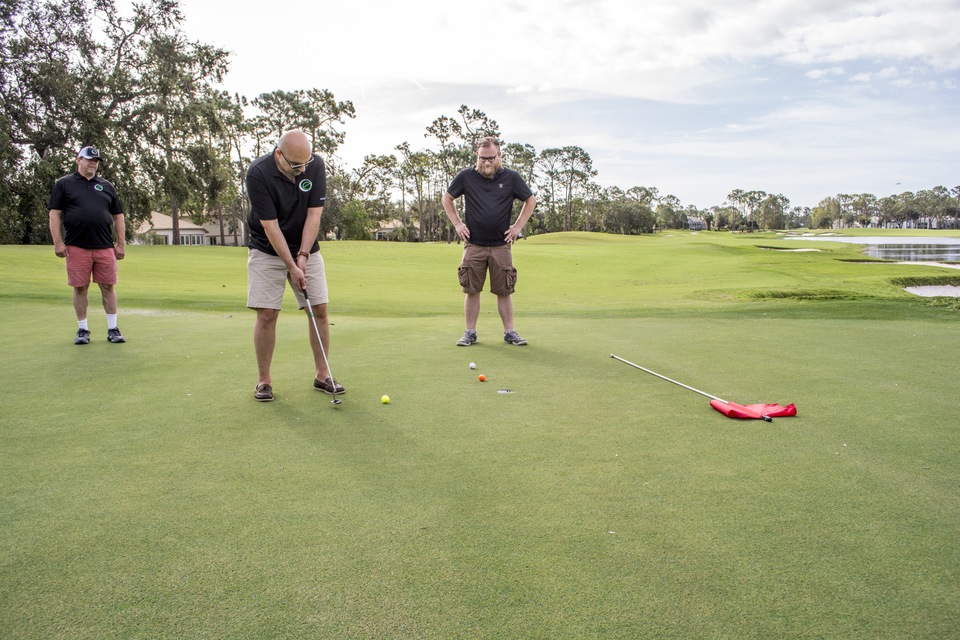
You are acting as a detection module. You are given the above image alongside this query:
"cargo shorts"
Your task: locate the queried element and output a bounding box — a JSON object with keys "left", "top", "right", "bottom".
{"left": 457, "top": 243, "right": 517, "bottom": 296}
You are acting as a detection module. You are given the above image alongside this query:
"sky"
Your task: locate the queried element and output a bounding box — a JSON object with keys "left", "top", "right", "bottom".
{"left": 165, "top": 0, "right": 958, "bottom": 209}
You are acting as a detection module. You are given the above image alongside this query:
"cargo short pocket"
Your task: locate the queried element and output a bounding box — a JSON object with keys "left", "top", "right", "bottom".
{"left": 496, "top": 267, "right": 517, "bottom": 296}
{"left": 457, "top": 265, "right": 471, "bottom": 289}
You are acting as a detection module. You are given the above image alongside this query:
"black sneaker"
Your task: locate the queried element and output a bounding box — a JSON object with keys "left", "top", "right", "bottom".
{"left": 504, "top": 330, "right": 528, "bottom": 346}
{"left": 457, "top": 329, "right": 478, "bottom": 346}
{"left": 254, "top": 383, "right": 274, "bottom": 402}
{"left": 107, "top": 327, "right": 126, "bottom": 343}
{"left": 74, "top": 328, "right": 91, "bottom": 345}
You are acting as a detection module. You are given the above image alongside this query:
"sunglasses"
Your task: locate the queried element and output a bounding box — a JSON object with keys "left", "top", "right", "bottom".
{"left": 278, "top": 149, "right": 314, "bottom": 171}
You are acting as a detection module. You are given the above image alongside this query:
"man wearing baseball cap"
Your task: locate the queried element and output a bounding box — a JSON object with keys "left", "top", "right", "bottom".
{"left": 48, "top": 145, "right": 127, "bottom": 344}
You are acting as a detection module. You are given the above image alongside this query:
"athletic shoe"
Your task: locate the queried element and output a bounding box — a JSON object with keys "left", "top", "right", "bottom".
{"left": 107, "top": 327, "right": 126, "bottom": 343}
{"left": 503, "top": 330, "right": 528, "bottom": 346}
{"left": 457, "top": 329, "right": 478, "bottom": 346}
{"left": 314, "top": 377, "right": 345, "bottom": 395}
{"left": 74, "top": 328, "right": 91, "bottom": 345}
{"left": 254, "top": 383, "right": 274, "bottom": 402}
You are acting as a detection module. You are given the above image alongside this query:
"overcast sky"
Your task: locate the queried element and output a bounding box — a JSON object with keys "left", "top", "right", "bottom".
{"left": 167, "top": 0, "right": 958, "bottom": 209}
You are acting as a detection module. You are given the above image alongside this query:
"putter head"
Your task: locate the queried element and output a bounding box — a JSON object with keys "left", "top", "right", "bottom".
{"left": 331, "top": 398, "right": 343, "bottom": 406}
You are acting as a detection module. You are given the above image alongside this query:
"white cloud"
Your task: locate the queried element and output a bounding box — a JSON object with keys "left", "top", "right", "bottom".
{"left": 114, "top": 0, "right": 960, "bottom": 207}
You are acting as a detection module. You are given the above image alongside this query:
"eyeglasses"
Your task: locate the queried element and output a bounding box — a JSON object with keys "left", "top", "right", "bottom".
{"left": 278, "top": 149, "right": 314, "bottom": 171}
{"left": 479, "top": 154, "right": 499, "bottom": 162}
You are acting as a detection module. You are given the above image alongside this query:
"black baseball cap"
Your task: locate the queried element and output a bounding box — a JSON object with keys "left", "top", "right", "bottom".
{"left": 78, "top": 146, "right": 102, "bottom": 161}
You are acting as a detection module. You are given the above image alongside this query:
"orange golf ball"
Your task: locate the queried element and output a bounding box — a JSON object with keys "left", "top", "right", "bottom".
{"left": 478, "top": 374, "right": 486, "bottom": 382}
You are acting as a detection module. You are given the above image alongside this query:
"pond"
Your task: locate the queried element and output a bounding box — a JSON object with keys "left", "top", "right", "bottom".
{"left": 783, "top": 235, "right": 960, "bottom": 297}
{"left": 786, "top": 236, "right": 960, "bottom": 261}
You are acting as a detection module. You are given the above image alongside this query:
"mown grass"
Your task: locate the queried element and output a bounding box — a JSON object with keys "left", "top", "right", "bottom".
{"left": 1, "top": 231, "right": 958, "bottom": 639}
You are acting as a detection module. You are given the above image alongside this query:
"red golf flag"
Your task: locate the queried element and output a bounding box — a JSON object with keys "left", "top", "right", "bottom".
{"left": 710, "top": 399, "right": 797, "bottom": 420}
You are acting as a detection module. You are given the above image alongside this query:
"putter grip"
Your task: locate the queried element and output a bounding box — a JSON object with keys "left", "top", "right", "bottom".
{"left": 761, "top": 415, "right": 773, "bottom": 422}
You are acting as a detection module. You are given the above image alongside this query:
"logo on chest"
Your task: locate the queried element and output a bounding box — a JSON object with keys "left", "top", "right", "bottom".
{"left": 94, "top": 184, "right": 104, "bottom": 192}
{"left": 299, "top": 179, "right": 313, "bottom": 192}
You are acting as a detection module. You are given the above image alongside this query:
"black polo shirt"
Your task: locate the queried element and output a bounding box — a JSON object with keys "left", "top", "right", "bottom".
{"left": 446, "top": 167, "right": 533, "bottom": 246}
{"left": 246, "top": 151, "right": 326, "bottom": 256}
{"left": 47, "top": 172, "right": 123, "bottom": 249}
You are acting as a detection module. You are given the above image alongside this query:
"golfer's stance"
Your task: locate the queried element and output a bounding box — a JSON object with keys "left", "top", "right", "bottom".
{"left": 245, "top": 129, "right": 345, "bottom": 402}
{"left": 442, "top": 137, "right": 537, "bottom": 347}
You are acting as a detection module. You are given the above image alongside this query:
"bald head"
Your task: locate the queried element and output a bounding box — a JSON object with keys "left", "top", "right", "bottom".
{"left": 278, "top": 129, "right": 311, "bottom": 157}
{"left": 275, "top": 129, "right": 314, "bottom": 177}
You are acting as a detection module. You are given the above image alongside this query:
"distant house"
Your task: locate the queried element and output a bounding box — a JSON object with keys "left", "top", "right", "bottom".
{"left": 374, "top": 218, "right": 419, "bottom": 241}
{"left": 686, "top": 216, "right": 707, "bottom": 231}
{"left": 134, "top": 212, "right": 207, "bottom": 245}
{"left": 133, "top": 212, "right": 245, "bottom": 246}
{"left": 201, "top": 219, "right": 245, "bottom": 246}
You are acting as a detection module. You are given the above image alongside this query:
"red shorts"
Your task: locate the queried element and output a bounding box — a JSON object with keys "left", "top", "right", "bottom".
{"left": 65, "top": 246, "right": 118, "bottom": 287}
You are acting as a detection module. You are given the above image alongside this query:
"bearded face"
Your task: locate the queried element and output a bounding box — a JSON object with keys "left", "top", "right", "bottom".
{"left": 475, "top": 148, "right": 502, "bottom": 178}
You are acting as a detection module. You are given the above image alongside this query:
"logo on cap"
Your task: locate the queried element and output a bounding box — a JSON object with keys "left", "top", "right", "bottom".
{"left": 78, "top": 146, "right": 101, "bottom": 160}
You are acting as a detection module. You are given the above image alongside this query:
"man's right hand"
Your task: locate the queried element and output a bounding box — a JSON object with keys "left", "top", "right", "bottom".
{"left": 54, "top": 242, "right": 67, "bottom": 258}
{"left": 289, "top": 265, "right": 307, "bottom": 292}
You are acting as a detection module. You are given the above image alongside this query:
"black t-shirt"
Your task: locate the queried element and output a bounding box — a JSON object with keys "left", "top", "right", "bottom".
{"left": 246, "top": 151, "right": 326, "bottom": 256}
{"left": 47, "top": 173, "right": 123, "bottom": 249}
{"left": 446, "top": 167, "right": 533, "bottom": 246}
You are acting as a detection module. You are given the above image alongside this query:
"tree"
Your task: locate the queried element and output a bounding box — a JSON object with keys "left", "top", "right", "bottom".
{"left": 0, "top": 0, "right": 233, "bottom": 243}
{"left": 251, "top": 89, "right": 355, "bottom": 155}
{"left": 810, "top": 197, "right": 841, "bottom": 229}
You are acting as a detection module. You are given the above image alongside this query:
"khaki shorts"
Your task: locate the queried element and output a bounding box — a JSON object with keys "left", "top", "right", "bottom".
{"left": 457, "top": 243, "right": 517, "bottom": 296}
{"left": 247, "top": 248, "right": 328, "bottom": 310}
{"left": 65, "top": 246, "right": 118, "bottom": 287}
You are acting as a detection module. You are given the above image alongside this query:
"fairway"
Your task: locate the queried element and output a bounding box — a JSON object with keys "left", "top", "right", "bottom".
{"left": 2, "top": 232, "right": 959, "bottom": 639}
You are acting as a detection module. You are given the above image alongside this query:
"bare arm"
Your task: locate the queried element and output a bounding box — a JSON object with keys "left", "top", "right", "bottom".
{"left": 49, "top": 209, "right": 67, "bottom": 257}
{"left": 441, "top": 192, "right": 469, "bottom": 242}
{"left": 261, "top": 219, "right": 305, "bottom": 291}
{"left": 114, "top": 214, "right": 125, "bottom": 260}
{"left": 505, "top": 195, "right": 537, "bottom": 243}
{"left": 294, "top": 206, "right": 323, "bottom": 286}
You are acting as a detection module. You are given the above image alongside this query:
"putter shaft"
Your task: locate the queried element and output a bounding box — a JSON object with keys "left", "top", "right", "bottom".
{"left": 302, "top": 288, "right": 341, "bottom": 405}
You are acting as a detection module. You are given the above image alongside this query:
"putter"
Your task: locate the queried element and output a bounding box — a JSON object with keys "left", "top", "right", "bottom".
{"left": 610, "top": 354, "right": 773, "bottom": 421}
{"left": 301, "top": 287, "right": 342, "bottom": 406}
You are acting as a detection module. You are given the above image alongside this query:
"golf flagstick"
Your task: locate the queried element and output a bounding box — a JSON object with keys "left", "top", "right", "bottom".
{"left": 301, "top": 287, "right": 342, "bottom": 406}
{"left": 610, "top": 354, "right": 774, "bottom": 421}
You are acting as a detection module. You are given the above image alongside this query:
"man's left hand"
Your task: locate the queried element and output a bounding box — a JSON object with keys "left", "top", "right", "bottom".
{"left": 504, "top": 225, "right": 523, "bottom": 243}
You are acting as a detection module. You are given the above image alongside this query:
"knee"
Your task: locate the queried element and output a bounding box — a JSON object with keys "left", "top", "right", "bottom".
{"left": 257, "top": 308, "right": 280, "bottom": 325}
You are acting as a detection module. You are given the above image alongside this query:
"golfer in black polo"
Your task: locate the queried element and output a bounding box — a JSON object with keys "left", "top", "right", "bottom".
{"left": 245, "top": 129, "right": 344, "bottom": 403}
{"left": 442, "top": 136, "right": 537, "bottom": 347}
{"left": 48, "top": 145, "right": 126, "bottom": 345}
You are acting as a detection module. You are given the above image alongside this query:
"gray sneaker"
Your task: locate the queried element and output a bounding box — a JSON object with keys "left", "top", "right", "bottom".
{"left": 504, "top": 330, "right": 528, "bottom": 346}
{"left": 107, "top": 327, "right": 126, "bottom": 343}
{"left": 457, "top": 329, "right": 478, "bottom": 346}
{"left": 74, "top": 328, "right": 91, "bottom": 345}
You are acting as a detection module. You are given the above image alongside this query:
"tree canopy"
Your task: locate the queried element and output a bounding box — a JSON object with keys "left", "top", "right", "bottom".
{"left": 2, "top": 0, "right": 957, "bottom": 244}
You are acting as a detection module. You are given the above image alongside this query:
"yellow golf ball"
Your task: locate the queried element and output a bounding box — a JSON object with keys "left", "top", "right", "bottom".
{"left": 381, "top": 395, "right": 390, "bottom": 404}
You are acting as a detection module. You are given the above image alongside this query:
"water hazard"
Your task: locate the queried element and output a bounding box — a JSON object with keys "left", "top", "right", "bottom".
{"left": 786, "top": 236, "right": 960, "bottom": 262}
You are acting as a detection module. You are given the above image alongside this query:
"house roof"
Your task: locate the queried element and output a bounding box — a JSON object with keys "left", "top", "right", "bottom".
{"left": 135, "top": 212, "right": 209, "bottom": 235}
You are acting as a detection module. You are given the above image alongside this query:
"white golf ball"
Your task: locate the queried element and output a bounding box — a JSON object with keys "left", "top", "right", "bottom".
{"left": 469, "top": 362, "right": 476, "bottom": 369}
